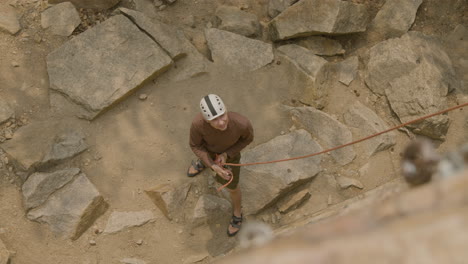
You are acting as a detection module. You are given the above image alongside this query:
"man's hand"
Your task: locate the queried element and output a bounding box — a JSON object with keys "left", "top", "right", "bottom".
{"left": 211, "top": 164, "right": 232, "bottom": 181}
{"left": 214, "top": 152, "right": 228, "bottom": 166}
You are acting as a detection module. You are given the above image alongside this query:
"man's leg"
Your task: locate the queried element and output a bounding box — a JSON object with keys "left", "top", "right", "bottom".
{"left": 228, "top": 186, "right": 242, "bottom": 234}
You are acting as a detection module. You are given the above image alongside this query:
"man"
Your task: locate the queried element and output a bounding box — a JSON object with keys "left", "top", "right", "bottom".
{"left": 187, "top": 94, "right": 254, "bottom": 237}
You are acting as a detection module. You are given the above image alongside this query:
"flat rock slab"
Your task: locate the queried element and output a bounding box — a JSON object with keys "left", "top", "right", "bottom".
{"left": 277, "top": 44, "right": 327, "bottom": 80}
{"left": 27, "top": 171, "right": 108, "bottom": 240}
{"left": 0, "top": 121, "right": 87, "bottom": 179}
{"left": 288, "top": 106, "right": 356, "bottom": 165}
{"left": 205, "top": 28, "right": 274, "bottom": 72}
{"left": 214, "top": 5, "right": 260, "bottom": 37}
{"left": 104, "top": 210, "right": 156, "bottom": 234}
{"left": 48, "top": 0, "right": 120, "bottom": 9}
{"left": 47, "top": 15, "right": 173, "bottom": 120}
{"left": 0, "top": 98, "right": 14, "bottom": 124}
{"left": 145, "top": 182, "right": 191, "bottom": 220}
{"left": 41, "top": 2, "right": 81, "bottom": 36}
{"left": 295, "top": 36, "right": 345, "bottom": 56}
{"left": 22, "top": 168, "right": 81, "bottom": 211}
{"left": 0, "top": 5, "right": 21, "bottom": 35}
{"left": 240, "top": 129, "right": 322, "bottom": 215}
{"left": 343, "top": 101, "right": 395, "bottom": 156}
{"left": 269, "top": 0, "right": 370, "bottom": 41}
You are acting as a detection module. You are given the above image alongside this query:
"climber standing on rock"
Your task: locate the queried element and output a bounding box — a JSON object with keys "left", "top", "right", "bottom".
{"left": 187, "top": 94, "right": 254, "bottom": 237}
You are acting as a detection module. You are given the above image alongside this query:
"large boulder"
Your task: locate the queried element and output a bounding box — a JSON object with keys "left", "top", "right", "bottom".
{"left": 240, "top": 129, "right": 322, "bottom": 215}
{"left": 0, "top": 5, "right": 21, "bottom": 35}
{"left": 343, "top": 101, "right": 395, "bottom": 156}
{"left": 47, "top": 15, "right": 173, "bottom": 120}
{"left": 48, "top": 0, "right": 120, "bottom": 9}
{"left": 369, "top": 0, "right": 422, "bottom": 39}
{"left": 26, "top": 170, "right": 108, "bottom": 240}
{"left": 288, "top": 106, "right": 356, "bottom": 165}
{"left": 0, "top": 121, "right": 87, "bottom": 180}
{"left": 365, "top": 32, "right": 458, "bottom": 139}
{"left": 205, "top": 28, "right": 274, "bottom": 72}
{"left": 41, "top": 2, "right": 81, "bottom": 36}
{"left": 213, "top": 5, "right": 260, "bottom": 37}
{"left": 269, "top": 0, "right": 370, "bottom": 41}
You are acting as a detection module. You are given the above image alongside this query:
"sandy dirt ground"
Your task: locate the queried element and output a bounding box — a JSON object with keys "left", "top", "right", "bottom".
{"left": 0, "top": 0, "right": 467, "bottom": 263}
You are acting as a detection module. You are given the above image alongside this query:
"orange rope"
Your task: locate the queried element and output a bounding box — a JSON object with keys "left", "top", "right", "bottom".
{"left": 224, "top": 102, "right": 468, "bottom": 167}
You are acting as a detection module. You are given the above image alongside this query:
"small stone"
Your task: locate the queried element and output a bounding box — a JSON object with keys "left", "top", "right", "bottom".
{"left": 165, "top": 0, "right": 177, "bottom": 4}
{"left": 206, "top": 22, "right": 212, "bottom": 28}
{"left": 139, "top": 94, "right": 148, "bottom": 100}
{"left": 154, "top": 0, "right": 163, "bottom": 7}
{"left": 11, "top": 61, "right": 19, "bottom": 67}
{"left": 159, "top": 4, "right": 167, "bottom": 10}
{"left": 136, "top": 239, "right": 143, "bottom": 245}
{"left": 4, "top": 129, "right": 13, "bottom": 139}
{"left": 327, "top": 195, "right": 332, "bottom": 205}
{"left": 280, "top": 131, "right": 285, "bottom": 135}
{"left": 3, "top": 156, "right": 8, "bottom": 164}
{"left": 89, "top": 240, "right": 96, "bottom": 246}
{"left": 0, "top": 228, "right": 6, "bottom": 234}
{"left": 178, "top": 230, "right": 183, "bottom": 234}
{"left": 9, "top": 178, "right": 14, "bottom": 184}
{"left": 175, "top": 218, "right": 179, "bottom": 223}
{"left": 8, "top": 166, "right": 13, "bottom": 172}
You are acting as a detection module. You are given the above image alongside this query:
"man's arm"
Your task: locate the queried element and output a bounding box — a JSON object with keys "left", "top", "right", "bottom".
{"left": 224, "top": 119, "right": 254, "bottom": 158}
{"left": 189, "top": 123, "right": 215, "bottom": 167}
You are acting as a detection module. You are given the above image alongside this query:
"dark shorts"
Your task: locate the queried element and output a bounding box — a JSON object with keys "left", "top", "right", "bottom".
{"left": 212, "top": 153, "right": 241, "bottom": 190}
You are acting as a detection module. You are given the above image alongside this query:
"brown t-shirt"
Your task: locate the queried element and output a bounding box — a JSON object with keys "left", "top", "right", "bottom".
{"left": 189, "top": 112, "right": 254, "bottom": 167}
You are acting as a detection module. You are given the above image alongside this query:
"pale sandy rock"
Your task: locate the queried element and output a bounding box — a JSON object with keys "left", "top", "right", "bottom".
{"left": 336, "top": 175, "right": 364, "bottom": 189}
{"left": 0, "top": 98, "right": 14, "bottom": 124}
{"left": 120, "top": 258, "right": 147, "bottom": 264}
{"left": 269, "top": 0, "right": 370, "bottom": 41}
{"left": 214, "top": 5, "right": 260, "bottom": 37}
{"left": 277, "top": 189, "right": 311, "bottom": 213}
{"left": 0, "top": 5, "right": 21, "bottom": 35}
{"left": 336, "top": 56, "right": 358, "bottom": 86}
{"left": 0, "top": 238, "right": 10, "bottom": 264}
{"left": 41, "top": 2, "right": 81, "bottom": 36}
{"left": 205, "top": 28, "right": 273, "bottom": 72}
{"left": 277, "top": 44, "right": 327, "bottom": 81}
{"left": 104, "top": 210, "right": 155, "bottom": 234}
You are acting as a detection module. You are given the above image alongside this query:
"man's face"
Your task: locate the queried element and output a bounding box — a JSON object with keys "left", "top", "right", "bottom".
{"left": 208, "top": 113, "right": 229, "bottom": 131}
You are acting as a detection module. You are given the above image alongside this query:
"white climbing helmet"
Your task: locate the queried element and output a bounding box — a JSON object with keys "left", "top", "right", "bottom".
{"left": 200, "top": 94, "right": 226, "bottom": 121}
